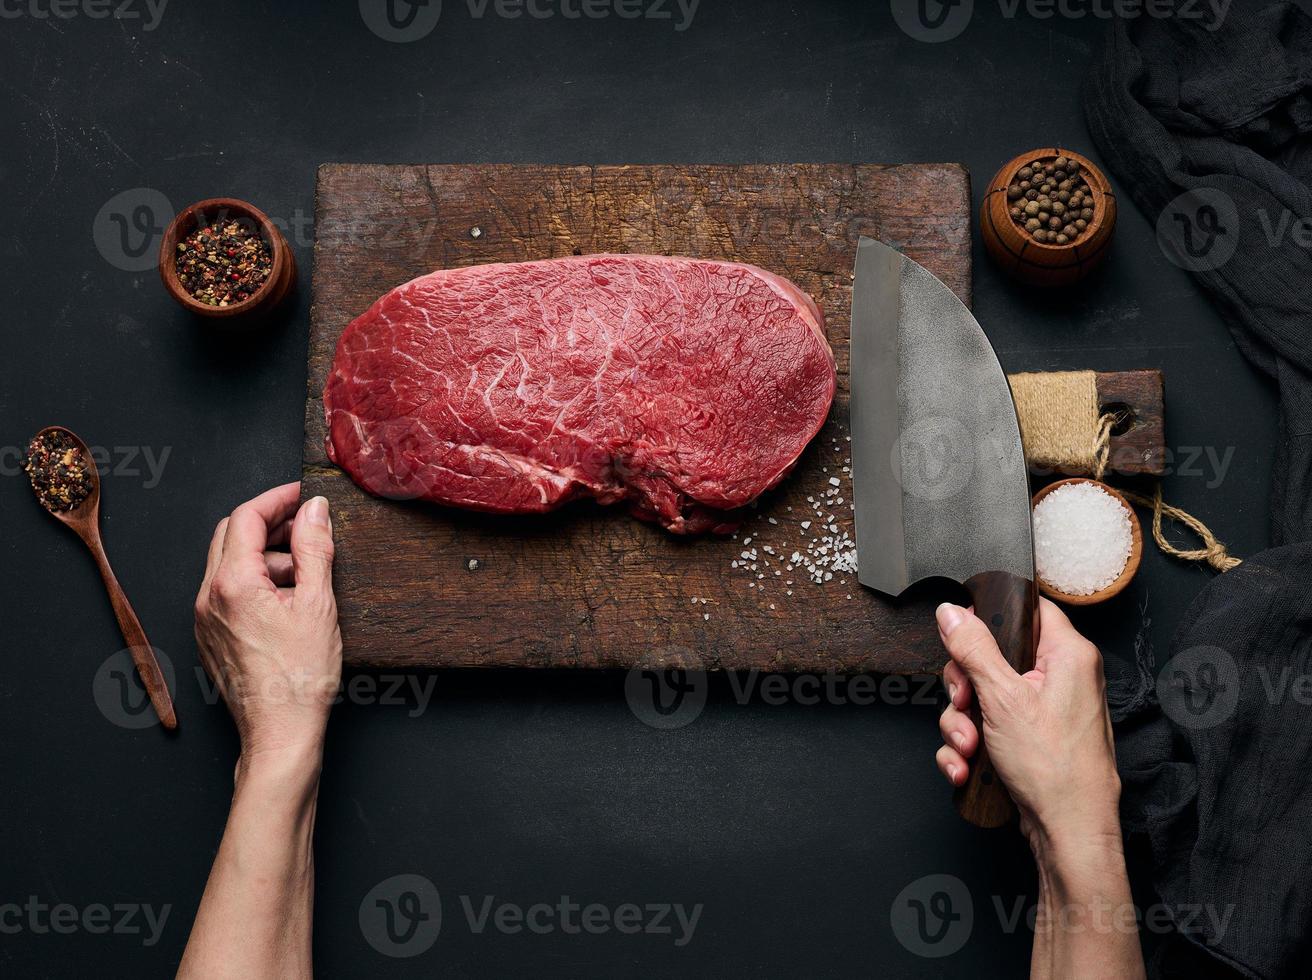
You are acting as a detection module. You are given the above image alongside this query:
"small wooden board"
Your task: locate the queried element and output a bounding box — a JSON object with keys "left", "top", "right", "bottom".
{"left": 304, "top": 163, "right": 967, "bottom": 672}
{"left": 1097, "top": 369, "right": 1166, "bottom": 478}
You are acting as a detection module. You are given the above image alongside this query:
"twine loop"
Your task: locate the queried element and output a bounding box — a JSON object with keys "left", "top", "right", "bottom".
{"left": 1120, "top": 486, "right": 1243, "bottom": 573}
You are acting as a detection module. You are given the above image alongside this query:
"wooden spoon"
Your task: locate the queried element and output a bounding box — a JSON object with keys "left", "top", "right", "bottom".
{"left": 27, "top": 426, "right": 178, "bottom": 730}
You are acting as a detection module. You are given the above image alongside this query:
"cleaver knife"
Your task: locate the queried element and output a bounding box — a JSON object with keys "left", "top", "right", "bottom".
{"left": 849, "top": 237, "right": 1038, "bottom": 829}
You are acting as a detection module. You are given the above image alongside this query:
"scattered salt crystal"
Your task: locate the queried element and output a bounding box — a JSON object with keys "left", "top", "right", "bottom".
{"left": 743, "top": 537, "right": 752, "bottom": 545}
{"left": 468, "top": 559, "right": 479, "bottom": 571}
{"left": 801, "top": 521, "right": 811, "bottom": 530}
{"left": 704, "top": 612, "right": 710, "bottom": 620}
{"left": 1032, "top": 482, "right": 1133, "bottom": 596}
{"left": 768, "top": 517, "right": 778, "bottom": 525}
{"left": 829, "top": 477, "right": 841, "bottom": 487}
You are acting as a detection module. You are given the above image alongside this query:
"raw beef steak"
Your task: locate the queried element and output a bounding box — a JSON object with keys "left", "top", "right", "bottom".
{"left": 323, "top": 254, "right": 835, "bottom": 533}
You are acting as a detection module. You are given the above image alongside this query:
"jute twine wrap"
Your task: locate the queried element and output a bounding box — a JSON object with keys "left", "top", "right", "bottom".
{"left": 1010, "top": 372, "right": 1116, "bottom": 480}
{"left": 1010, "top": 370, "right": 1241, "bottom": 573}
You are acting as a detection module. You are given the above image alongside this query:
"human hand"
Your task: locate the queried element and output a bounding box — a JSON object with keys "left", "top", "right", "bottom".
{"left": 194, "top": 482, "right": 342, "bottom": 766}
{"left": 934, "top": 598, "right": 1121, "bottom": 856}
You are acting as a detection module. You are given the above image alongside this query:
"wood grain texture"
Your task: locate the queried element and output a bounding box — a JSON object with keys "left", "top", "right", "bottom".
{"left": 955, "top": 569, "right": 1038, "bottom": 828}
{"left": 1097, "top": 369, "right": 1166, "bottom": 477}
{"left": 302, "top": 163, "right": 973, "bottom": 672}
{"left": 1010, "top": 369, "right": 1166, "bottom": 479}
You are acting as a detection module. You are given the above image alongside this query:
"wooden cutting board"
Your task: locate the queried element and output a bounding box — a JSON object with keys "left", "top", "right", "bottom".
{"left": 303, "top": 163, "right": 973, "bottom": 672}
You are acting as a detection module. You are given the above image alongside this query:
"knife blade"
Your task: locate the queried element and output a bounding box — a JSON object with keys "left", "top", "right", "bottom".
{"left": 849, "top": 236, "right": 1038, "bottom": 829}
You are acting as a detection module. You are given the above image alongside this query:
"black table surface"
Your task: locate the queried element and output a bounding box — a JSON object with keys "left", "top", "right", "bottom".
{"left": 0, "top": 2, "right": 1273, "bottom": 977}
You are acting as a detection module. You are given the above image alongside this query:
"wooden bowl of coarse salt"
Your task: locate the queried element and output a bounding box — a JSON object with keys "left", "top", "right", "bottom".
{"left": 1031, "top": 478, "right": 1142, "bottom": 605}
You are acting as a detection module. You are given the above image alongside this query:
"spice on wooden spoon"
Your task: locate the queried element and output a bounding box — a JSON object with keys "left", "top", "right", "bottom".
{"left": 25, "top": 427, "right": 177, "bottom": 730}
{"left": 24, "top": 429, "right": 95, "bottom": 512}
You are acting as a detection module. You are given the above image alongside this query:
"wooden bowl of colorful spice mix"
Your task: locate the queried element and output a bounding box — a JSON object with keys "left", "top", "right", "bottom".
{"left": 981, "top": 148, "right": 1116, "bottom": 287}
{"left": 159, "top": 198, "right": 296, "bottom": 321}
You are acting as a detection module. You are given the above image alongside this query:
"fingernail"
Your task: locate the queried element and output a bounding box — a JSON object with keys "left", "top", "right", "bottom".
{"left": 306, "top": 496, "right": 331, "bottom": 528}
{"left": 947, "top": 681, "right": 959, "bottom": 702}
{"left": 953, "top": 732, "right": 966, "bottom": 751}
{"left": 948, "top": 765, "right": 960, "bottom": 782}
{"left": 936, "top": 602, "right": 966, "bottom": 636}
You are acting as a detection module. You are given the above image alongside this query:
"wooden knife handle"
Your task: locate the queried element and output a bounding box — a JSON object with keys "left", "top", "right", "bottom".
{"left": 954, "top": 570, "right": 1039, "bottom": 829}
{"left": 86, "top": 537, "right": 178, "bottom": 731}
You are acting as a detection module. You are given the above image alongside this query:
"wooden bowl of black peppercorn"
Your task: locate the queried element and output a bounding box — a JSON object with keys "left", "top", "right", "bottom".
{"left": 159, "top": 197, "right": 296, "bottom": 321}
{"left": 981, "top": 148, "right": 1116, "bottom": 288}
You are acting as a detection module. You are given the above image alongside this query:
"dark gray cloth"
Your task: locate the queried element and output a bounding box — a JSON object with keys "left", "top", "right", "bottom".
{"left": 1086, "top": 4, "right": 1312, "bottom": 978}
{"left": 1086, "top": 0, "right": 1312, "bottom": 545}
{"left": 1108, "top": 545, "right": 1312, "bottom": 979}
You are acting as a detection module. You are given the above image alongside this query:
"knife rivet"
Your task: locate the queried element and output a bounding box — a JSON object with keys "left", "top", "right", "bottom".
{"left": 991, "top": 612, "right": 1004, "bottom": 628}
